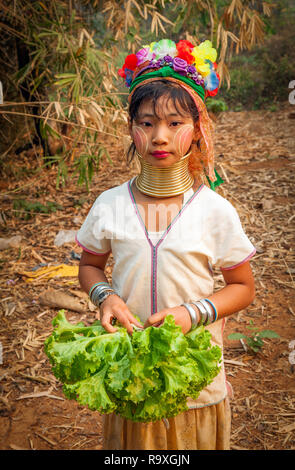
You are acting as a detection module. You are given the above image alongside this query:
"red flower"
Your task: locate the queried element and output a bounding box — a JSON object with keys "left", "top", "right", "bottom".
{"left": 177, "top": 40, "right": 194, "bottom": 50}
{"left": 118, "top": 67, "right": 126, "bottom": 79}
{"left": 206, "top": 88, "right": 218, "bottom": 97}
{"left": 118, "top": 53, "right": 138, "bottom": 79}
{"left": 124, "top": 54, "right": 138, "bottom": 71}
{"left": 176, "top": 40, "right": 195, "bottom": 64}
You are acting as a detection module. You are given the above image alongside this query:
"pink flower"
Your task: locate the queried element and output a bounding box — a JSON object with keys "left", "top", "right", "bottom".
{"left": 136, "top": 48, "right": 155, "bottom": 66}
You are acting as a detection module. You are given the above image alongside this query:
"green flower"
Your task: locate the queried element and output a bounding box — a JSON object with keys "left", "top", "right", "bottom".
{"left": 150, "top": 39, "right": 177, "bottom": 59}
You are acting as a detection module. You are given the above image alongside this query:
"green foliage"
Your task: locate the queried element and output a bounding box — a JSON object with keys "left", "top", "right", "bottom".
{"left": 72, "top": 147, "right": 112, "bottom": 192}
{"left": 228, "top": 320, "right": 280, "bottom": 354}
{"left": 206, "top": 97, "right": 228, "bottom": 113}
{"left": 44, "top": 310, "right": 222, "bottom": 422}
{"left": 218, "top": 5, "right": 295, "bottom": 110}
{"left": 1, "top": 0, "right": 122, "bottom": 190}
{"left": 218, "top": 54, "right": 262, "bottom": 110}
{"left": 12, "top": 199, "right": 63, "bottom": 220}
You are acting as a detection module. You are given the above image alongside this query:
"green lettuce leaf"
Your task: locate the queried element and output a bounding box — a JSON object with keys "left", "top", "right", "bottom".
{"left": 44, "top": 311, "right": 222, "bottom": 423}
{"left": 63, "top": 365, "right": 117, "bottom": 413}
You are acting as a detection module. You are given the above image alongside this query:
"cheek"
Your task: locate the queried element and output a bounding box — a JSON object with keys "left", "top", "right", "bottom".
{"left": 132, "top": 126, "right": 148, "bottom": 155}
{"left": 173, "top": 125, "right": 194, "bottom": 156}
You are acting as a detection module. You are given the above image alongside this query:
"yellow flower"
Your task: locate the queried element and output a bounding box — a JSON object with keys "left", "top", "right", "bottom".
{"left": 148, "top": 42, "right": 157, "bottom": 52}
{"left": 197, "top": 63, "right": 211, "bottom": 76}
{"left": 191, "top": 53, "right": 211, "bottom": 76}
{"left": 191, "top": 40, "right": 217, "bottom": 76}
{"left": 196, "top": 40, "right": 217, "bottom": 62}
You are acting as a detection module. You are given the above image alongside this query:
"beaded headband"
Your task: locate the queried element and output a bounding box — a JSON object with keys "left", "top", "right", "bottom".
{"left": 118, "top": 39, "right": 222, "bottom": 187}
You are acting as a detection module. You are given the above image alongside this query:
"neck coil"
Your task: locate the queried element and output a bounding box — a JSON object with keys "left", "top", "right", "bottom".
{"left": 135, "top": 151, "right": 194, "bottom": 198}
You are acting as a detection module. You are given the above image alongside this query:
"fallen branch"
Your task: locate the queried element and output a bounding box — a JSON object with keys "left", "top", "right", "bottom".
{"left": 34, "top": 432, "right": 57, "bottom": 447}
{"left": 224, "top": 359, "right": 247, "bottom": 367}
{"left": 16, "top": 391, "right": 65, "bottom": 401}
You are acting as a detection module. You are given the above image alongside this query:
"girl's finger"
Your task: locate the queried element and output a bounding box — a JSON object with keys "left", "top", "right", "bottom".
{"left": 100, "top": 312, "right": 118, "bottom": 333}
{"left": 143, "top": 311, "right": 167, "bottom": 328}
{"left": 127, "top": 313, "right": 143, "bottom": 329}
{"left": 113, "top": 309, "right": 134, "bottom": 334}
{"left": 150, "top": 321, "right": 163, "bottom": 328}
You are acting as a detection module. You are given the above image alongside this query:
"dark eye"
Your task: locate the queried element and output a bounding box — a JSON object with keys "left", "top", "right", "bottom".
{"left": 141, "top": 121, "right": 152, "bottom": 127}
{"left": 171, "top": 121, "right": 182, "bottom": 127}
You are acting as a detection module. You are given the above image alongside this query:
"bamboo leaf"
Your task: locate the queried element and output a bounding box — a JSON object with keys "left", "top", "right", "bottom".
{"left": 131, "top": 0, "right": 145, "bottom": 19}
{"left": 55, "top": 73, "right": 78, "bottom": 79}
{"left": 38, "top": 1, "right": 48, "bottom": 11}
{"left": 78, "top": 108, "right": 86, "bottom": 126}
{"left": 156, "top": 11, "right": 174, "bottom": 26}
{"left": 54, "top": 78, "right": 76, "bottom": 87}
{"left": 44, "top": 123, "right": 60, "bottom": 139}
{"left": 68, "top": 105, "right": 74, "bottom": 118}
{"left": 72, "top": 80, "right": 81, "bottom": 105}
{"left": 54, "top": 101, "right": 63, "bottom": 119}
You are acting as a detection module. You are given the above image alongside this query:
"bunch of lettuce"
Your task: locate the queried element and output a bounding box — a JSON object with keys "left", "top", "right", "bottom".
{"left": 44, "top": 310, "right": 222, "bottom": 422}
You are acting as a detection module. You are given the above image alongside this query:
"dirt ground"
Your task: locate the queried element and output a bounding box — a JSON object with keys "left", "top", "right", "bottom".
{"left": 0, "top": 101, "right": 295, "bottom": 451}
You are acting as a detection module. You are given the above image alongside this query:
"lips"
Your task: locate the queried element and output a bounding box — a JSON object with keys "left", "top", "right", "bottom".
{"left": 152, "top": 151, "right": 171, "bottom": 158}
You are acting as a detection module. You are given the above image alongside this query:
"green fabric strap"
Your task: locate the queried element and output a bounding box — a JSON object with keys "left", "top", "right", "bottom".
{"left": 129, "top": 66, "right": 205, "bottom": 102}
{"left": 207, "top": 169, "right": 224, "bottom": 191}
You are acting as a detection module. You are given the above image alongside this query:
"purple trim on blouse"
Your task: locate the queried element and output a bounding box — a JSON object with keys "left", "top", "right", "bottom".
{"left": 75, "top": 235, "right": 111, "bottom": 256}
{"left": 127, "top": 178, "right": 204, "bottom": 315}
{"left": 220, "top": 248, "right": 256, "bottom": 271}
{"left": 127, "top": 181, "right": 155, "bottom": 312}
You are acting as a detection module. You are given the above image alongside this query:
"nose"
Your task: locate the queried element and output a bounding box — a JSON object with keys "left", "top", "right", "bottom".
{"left": 152, "top": 123, "right": 169, "bottom": 146}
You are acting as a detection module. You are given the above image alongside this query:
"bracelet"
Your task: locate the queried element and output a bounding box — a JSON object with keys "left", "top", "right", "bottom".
{"left": 191, "top": 301, "right": 208, "bottom": 325}
{"left": 91, "top": 288, "right": 116, "bottom": 308}
{"left": 182, "top": 303, "right": 199, "bottom": 328}
{"left": 197, "top": 299, "right": 214, "bottom": 325}
{"left": 204, "top": 298, "right": 218, "bottom": 322}
{"left": 90, "top": 284, "right": 113, "bottom": 298}
{"left": 89, "top": 282, "right": 111, "bottom": 298}
{"left": 90, "top": 285, "right": 114, "bottom": 299}
{"left": 97, "top": 291, "right": 116, "bottom": 307}
{"left": 90, "top": 284, "right": 115, "bottom": 307}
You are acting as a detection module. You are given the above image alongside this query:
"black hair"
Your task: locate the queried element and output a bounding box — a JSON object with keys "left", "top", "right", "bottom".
{"left": 127, "top": 79, "right": 199, "bottom": 163}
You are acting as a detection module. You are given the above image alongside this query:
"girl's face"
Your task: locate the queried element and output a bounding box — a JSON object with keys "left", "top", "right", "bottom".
{"left": 130, "top": 95, "right": 199, "bottom": 168}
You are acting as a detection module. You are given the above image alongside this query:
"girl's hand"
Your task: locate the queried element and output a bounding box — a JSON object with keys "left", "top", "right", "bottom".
{"left": 143, "top": 306, "right": 192, "bottom": 335}
{"left": 98, "top": 294, "right": 143, "bottom": 335}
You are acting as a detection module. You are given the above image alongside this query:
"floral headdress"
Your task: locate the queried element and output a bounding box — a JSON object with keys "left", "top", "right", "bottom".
{"left": 118, "top": 39, "right": 220, "bottom": 100}
{"left": 118, "top": 39, "right": 222, "bottom": 187}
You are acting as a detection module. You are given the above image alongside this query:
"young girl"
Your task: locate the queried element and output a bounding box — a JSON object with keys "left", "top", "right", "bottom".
{"left": 76, "top": 38, "right": 256, "bottom": 451}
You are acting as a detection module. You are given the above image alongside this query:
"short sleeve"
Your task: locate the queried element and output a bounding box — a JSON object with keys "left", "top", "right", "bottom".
{"left": 76, "top": 197, "right": 111, "bottom": 255}
{"left": 209, "top": 199, "right": 256, "bottom": 270}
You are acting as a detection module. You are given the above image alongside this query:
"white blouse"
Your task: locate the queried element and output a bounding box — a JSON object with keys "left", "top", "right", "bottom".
{"left": 76, "top": 178, "right": 256, "bottom": 408}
